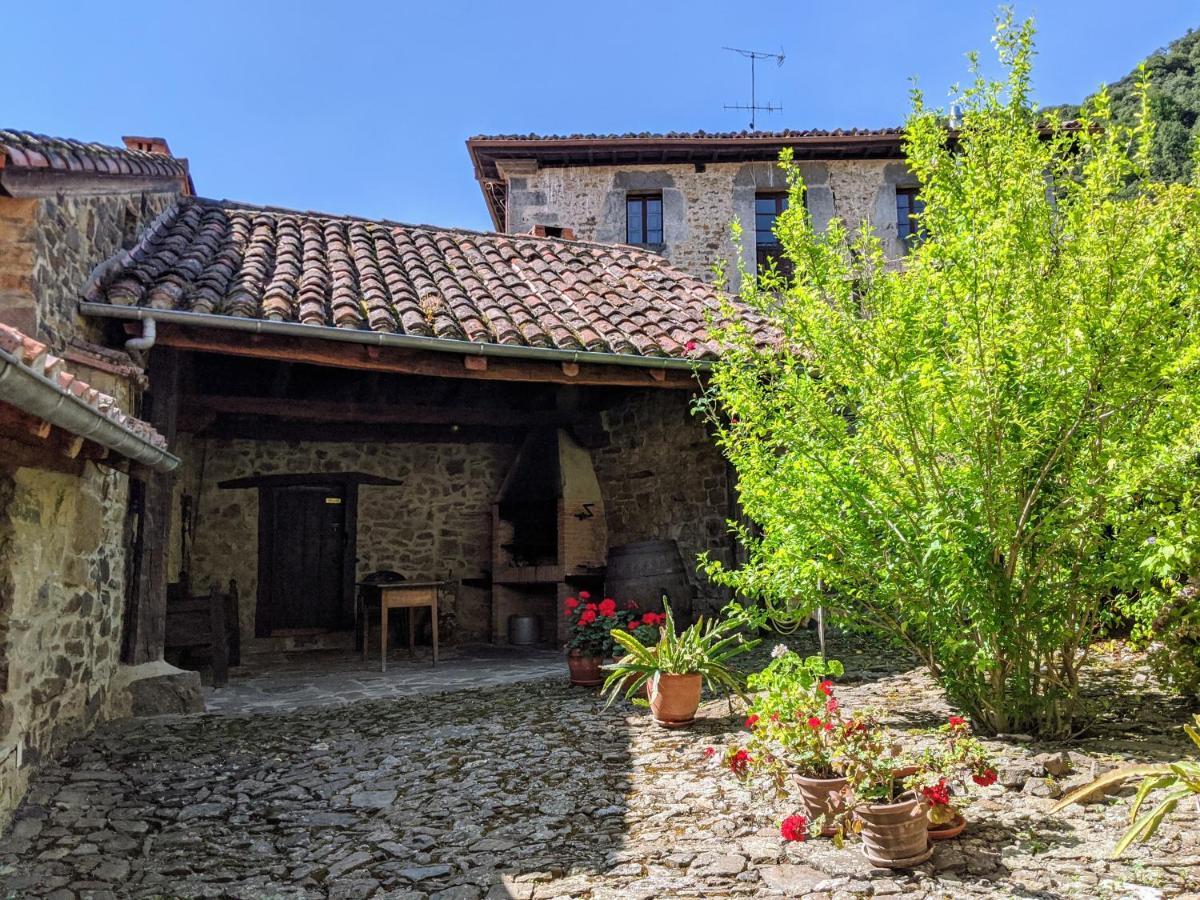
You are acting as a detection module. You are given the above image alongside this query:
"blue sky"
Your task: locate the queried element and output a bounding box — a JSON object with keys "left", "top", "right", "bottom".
{"left": 4, "top": 2, "right": 1196, "bottom": 231}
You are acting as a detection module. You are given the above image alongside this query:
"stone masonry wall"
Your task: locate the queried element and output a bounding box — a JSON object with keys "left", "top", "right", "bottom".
{"left": 0, "top": 191, "right": 175, "bottom": 350}
{"left": 0, "top": 463, "right": 131, "bottom": 830}
{"left": 592, "top": 390, "right": 733, "bottom": 613}
{"left": 505, "top": 159, "right": 915, "bottom": 285}
{"left": 178, "top": 438, "right": 518, "bottom": 643}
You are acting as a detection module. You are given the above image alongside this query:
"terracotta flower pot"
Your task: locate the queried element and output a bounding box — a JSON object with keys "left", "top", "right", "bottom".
{"left": 856, "top": 791, "right": 934, "bottom": 869}
{"left": 566, "top": 650, "right": 603, "bottom": 686}
{"left": 648, "top": 672, "right": 702, "bottom": 727}
{"left": 928, "top": 813, "right": 966, "bottom": 841}
{"left": 792, "top": 773, "right": 849, "bottom": 837}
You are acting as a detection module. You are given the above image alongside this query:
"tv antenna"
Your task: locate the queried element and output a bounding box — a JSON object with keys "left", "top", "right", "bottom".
{"left": 723, "top": 46, "right": 785, "bottom": 130}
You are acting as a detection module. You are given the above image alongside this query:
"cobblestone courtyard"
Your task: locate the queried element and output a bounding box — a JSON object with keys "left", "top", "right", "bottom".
{"left": 1, "top": 635, "right": 1198, "bottom": 899}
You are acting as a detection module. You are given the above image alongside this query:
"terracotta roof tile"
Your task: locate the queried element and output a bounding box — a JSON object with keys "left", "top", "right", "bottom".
{"left": 0, "top": 322, "right": 167, "bottom": 449}
{"left": 0, "top": 129, "right": 190, "bottom": 180}
{"left": 468, "top": 128, "right": 904, "bottom": 141}
{"left": 83, "top": 198, "right": 774, "bottom": 362}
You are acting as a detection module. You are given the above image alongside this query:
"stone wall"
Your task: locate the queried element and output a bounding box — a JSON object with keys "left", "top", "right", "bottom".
{"left": 591, "top": 390, "right": 733, "bottom": 613}
{"left": 0, "top": 191, "right": 175, "bottom": 349}
{"left": 504, "top": 159, "right": 915, "bottom": 284}
{"left": 177, "top": 437, "right": 519, "bottom": 643}
{"left": 0, "top": 463, "right": 131, "bottom": 830}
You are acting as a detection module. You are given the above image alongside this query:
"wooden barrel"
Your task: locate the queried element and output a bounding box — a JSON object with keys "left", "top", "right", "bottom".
{"left": 605, "top": 540, "right": 693, "bottom": 620}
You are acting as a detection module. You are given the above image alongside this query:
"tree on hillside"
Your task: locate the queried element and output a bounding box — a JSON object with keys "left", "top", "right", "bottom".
{"left": 700, "top": 15, "right": 1200, "bottom": 738}
{"left": 1054, "top": 27, "right": 1200, "bottom": 183}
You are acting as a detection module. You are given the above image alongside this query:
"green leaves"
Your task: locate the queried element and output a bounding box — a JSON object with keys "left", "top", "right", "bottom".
{"left": 699, "top": 13, "right": 1200, "bottom": 737}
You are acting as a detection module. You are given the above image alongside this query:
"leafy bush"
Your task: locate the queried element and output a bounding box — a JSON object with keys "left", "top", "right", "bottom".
{"left": 1125, "top": 582, "right": 1200, "bottom": 698}
{"left": 699, "top": 15, "right": 1200, "bottom": 737}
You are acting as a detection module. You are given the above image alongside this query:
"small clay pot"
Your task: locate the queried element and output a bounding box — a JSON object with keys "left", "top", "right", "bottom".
{"left": 792, "top": 773, "right": 850, "bottom": 837}
{"left": 566, "top": 650, "right": 603, "bottom": 686}
{"left": 928, "top": 813, "right": 966, "bottom": 841}
{"left": 648, "top": 672, "right": 702, "bottom": 727}
{"left": 856, "top": 791, "right": 934, "bottom": 869}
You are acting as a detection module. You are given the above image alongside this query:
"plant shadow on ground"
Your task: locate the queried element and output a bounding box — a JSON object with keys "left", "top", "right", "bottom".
{"left": 0, "top": 678, "right": 644, "bottom": 899}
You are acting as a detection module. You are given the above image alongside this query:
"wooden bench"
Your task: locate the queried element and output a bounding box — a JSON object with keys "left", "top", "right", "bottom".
{"left": 165, "top": 580, "right": 240, "bottom": 687}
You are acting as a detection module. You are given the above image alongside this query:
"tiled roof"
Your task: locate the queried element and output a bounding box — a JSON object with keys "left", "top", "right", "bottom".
{"left": 468, "top": 128, "right": 904, "bottom": 141}
{"left": 81, "top": 197, "right": 772, "bottom": 362}
{"left": 0, "top": 129, "right": 192, "bottom": 195}
{"left": 0, "top": 322, "right": 167, "bottom": 449}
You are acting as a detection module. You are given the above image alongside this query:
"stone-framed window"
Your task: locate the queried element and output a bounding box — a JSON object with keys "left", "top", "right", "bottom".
{"left": 755, "top": 192, "right": 790, "bottom": 275}
{"left": 896, "top": 186, "right": 926, "bottom": 247}
{"left": 626, "top": 193, "right": 663, "bottom": 246}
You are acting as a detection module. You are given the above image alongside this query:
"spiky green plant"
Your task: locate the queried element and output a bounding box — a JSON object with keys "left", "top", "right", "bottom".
{"left": 1050, "top": 715, "right": 1200, "bottom": 858}
{"left": 600, "top": 601, "right": 759, "bottom": 703}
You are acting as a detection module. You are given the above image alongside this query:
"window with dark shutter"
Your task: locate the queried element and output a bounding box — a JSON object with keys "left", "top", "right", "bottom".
{"left": 755, "top": 192, "right": 792, "bottom": 276}
{"left": 896, "top": 187, "right": 926, "bottom": 246}
{"left": 626, "top": 194, "right": 664, "bottom": 246}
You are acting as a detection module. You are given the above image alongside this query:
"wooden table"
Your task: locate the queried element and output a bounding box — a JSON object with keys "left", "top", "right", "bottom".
{"left": 360, "top": 580, "right": 444, "bottom": 672}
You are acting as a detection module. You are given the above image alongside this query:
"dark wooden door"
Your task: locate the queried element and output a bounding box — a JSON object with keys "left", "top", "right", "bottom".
{"left": 258, "top": 484, "right": 350, "bottom": 635}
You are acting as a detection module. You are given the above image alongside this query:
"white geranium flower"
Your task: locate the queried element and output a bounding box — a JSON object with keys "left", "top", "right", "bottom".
{"left": 771, "top": 643, "right": 790, "bottom": 659}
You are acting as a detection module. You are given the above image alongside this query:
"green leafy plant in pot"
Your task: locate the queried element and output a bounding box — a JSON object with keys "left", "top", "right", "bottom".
{"left": 563, "top": 592, "right": 633, "bottom": 686}
{"left": 839, "top": 718, "right": 933, "bottom": 869}
{"left": 602, "top": 601, "right": 758, "bottom": 727}
{"left": 724, "top": 646, "right": 857, "bottom": 838}
{"left": 904, "top": 715, "right": 998, "bottom": 841}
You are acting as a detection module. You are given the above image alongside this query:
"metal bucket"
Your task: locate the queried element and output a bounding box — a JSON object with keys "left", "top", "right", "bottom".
{"left": 507, "top": 614, "right": 540, "bottom": 646}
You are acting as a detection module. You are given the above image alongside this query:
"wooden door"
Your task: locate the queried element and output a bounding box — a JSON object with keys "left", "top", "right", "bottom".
{"left": 257, "top": 484, "right": 352, "bottom": 635}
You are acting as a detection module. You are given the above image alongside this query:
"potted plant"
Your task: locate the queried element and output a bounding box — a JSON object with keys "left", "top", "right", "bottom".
{"left": 601, "top": 602, "right": 757, "bottom": 727}
{"left": 563, "top": 592, "right": 625, "bottom": 686}
{"left": 723, "top": 646, "right": 858, "bottom": 837}
{"left": 1051, "top": 714, "right": 1200, "bottom": 858}
{"left": 905, "top": 715, "right": 998, "bottom": 840}
{"left": 839, "top": 721, "right": 933, "bottom": 869}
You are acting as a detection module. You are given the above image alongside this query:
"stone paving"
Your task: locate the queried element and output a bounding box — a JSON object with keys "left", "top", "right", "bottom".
{"left": 203, "top": 646, "right": 564, "bottom": 715}
{"left": 1, "top": 633, "right": 1198, "bottom": 899}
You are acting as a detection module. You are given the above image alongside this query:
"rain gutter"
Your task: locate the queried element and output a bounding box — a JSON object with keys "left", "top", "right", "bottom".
{"left": 0, "top": 345, "right": 179, "bottom": 472}
{"left": 78, "top": 304, "right": 713, "bottom": 374}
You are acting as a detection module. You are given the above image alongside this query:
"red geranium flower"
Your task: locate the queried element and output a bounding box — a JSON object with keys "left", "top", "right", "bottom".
{"left": 972, "top": 768, "right": 998, "bottom": 787}
{"left": 806, "top": 716, "right": 822, "bottom": 730}
{"left": 578, "top": 609, "right": 597, "bottom": 625}
{"left": 627, "top": 622, "right": 639, "bottom": 632}
{"left": 744, "top": 714, "right": 759, "bottom": 729}
{"left": 826, "top": 697, "right": 839, "bottom": 713}
{"left": 703, "top": 746, "right": 716, "bottom": 757}
{"left": 598, "top": 598, "right": 617, "bottom": 617}
{"left": 564, "top": 597, "right": 578, "bottom": 611}
{"left": 780, "top": 814, "right": 808, "bottom": 842}
{"left": 823, "top": 720, "right": 833, "bottom": 731}
{"left": 921, "top": 778, "right": 952, "bottom": 807}
{"left": 685, "top": 339, "right": 698, "bottom": 353}
{"left": 729, "top": 749, "right": 752, "bottom": 776}
{"left": 819, "top": 680, "right": 834, "bottom": 696}
{"left": 948, "top": 715, "right": 967, "bottom": 729}
{"left": 579, "top": 591, "right": 591, "bottom": 601}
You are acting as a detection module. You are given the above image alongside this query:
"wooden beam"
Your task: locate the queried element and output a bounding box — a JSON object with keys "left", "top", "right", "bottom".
{"left": 153, "top": 324, "right": 699, "bottom": 389}
{"left": 218, "top": 471, "right": 404, "bottom": 490}
{"left": 0, "top": 435, "right": 84, "bottom": 476}
{"left": 181, "top": 395, "right": 584, "bottom": 428}
{"left": 463, "top": 355, "right": 487, "bottom": 372}
{"left": 123, "top": 347, "right": 179, "bottom": 666}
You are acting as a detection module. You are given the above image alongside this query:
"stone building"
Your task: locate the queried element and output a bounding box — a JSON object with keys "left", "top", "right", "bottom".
{"left": 0, "top": 122, "right": 916, "bottom": 831}
{"left": 467, "top": 129, "right": 917, "bottom": 284}
{"left": 0, "top": 131, "right": 192, "bottom": 827}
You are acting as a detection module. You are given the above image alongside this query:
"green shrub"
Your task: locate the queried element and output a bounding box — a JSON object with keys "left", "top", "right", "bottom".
{"left": 699, "top": 15, "right": 1200, "bottom": 738}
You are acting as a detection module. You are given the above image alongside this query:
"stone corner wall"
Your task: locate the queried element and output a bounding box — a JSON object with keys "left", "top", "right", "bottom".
{"left": 0, "top": 188, "right": 177, "bottom": 351}
{"left": 591, "top": 390, "right": 735, "bottom": 611}
{"left": 0, "top": 461, "right": 131, "bottom": 832}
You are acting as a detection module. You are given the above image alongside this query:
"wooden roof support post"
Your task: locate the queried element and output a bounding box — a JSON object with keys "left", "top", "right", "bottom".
{"left": 122, "top": 347, "right": 180, "bottom": 665}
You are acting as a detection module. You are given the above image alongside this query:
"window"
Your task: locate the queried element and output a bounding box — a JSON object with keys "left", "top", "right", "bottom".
{"left": 626, "top": 194, "right": 663, "bottom": 245}
{"left": 896, "top": 187, "right": 925, "bottom": 245}
{"left": 755, "top": 192, "right": 790, "bottom": 274}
